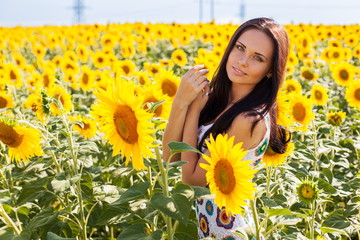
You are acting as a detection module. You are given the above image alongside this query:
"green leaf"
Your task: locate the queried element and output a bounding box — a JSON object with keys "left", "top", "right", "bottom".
{"left": 317, "top": 178, "right": 336, "bottom": 194}
{"left": 323, "top": 214, "right": 351, "bottom": 229}
{"left": 151, "top": 192, "right": 192, "bottom": 223}
{"left": 264, "top": 208, "right": 307, "bottom": 218}
{"left": 51, "top": 179, "right": 71, "bottom": 192}
{"left": 117, "top": 223, "right": 162, "bottom": 240}
{"left": 0, "top": 229, "right": 31, "bottom": 240}
{"left": 168, "top": 142, "right": 202, "bottom": 155}
{"left": 192, "top": 186, "right": 211, "bottom": 199}
{"left": 320, "top": 168, "right": 333, "bottom": 184}
{"left": 112, "top": 181, "right": 150, "bottom": 205}
{"left": 27, "top": 208, "right": 59, "bottom": 230}
{"left": 47, "top": 232, "right": 76, "bottom": 240}
{"left": 320, "top": 227, "right": 349, "bottom": 237}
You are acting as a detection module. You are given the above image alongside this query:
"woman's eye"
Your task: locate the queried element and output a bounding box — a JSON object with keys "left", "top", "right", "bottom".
{"left": 236, "top": 45, "right": 244, "bottom": 51}
{"left": 254, "top": 55, "right": 264, "bottom": 62}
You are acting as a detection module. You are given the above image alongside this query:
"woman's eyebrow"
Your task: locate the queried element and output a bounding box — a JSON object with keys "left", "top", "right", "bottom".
{"left": 236, "top": 40, "right": 269, "bottom": 60}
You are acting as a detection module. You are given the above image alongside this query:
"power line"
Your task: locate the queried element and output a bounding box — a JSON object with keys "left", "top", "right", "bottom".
{"left": 73, "top": 0, "right": 86, "bottom": 24}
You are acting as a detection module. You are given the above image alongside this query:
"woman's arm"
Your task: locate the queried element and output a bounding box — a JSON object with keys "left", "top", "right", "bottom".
{"left": 162, "top": 65, "right": 209, "bottom": 162}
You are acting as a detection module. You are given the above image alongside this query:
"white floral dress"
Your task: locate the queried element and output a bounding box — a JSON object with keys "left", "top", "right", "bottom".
{"left": 195, "top": 113, "right": 270, "bottom": 240}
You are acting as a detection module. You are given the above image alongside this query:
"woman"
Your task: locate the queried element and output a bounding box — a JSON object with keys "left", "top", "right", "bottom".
{"left": 162, "top": 17, "right": 290, "bottom": 239}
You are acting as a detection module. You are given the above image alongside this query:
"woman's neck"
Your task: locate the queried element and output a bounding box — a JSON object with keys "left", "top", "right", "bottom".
{"left": 229, "top": 84, "right": 253, "bottom": 104}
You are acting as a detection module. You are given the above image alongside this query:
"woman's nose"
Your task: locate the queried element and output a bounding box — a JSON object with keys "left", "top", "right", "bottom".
{"left": 238, "top": 54, "right": 248, "bottom": 67}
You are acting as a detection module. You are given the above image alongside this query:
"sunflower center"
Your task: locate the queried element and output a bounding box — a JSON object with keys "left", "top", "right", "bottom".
{"left": 144, "top": 96, "right": 162, "bottom": 117}
{"left": 114, "top": 105, "right": 138, "bottom": 144}
{"left": 54, "top": 94, "right": 65, "bottom": 105}
{"left": 43, "top": 74, "right": 50, "bottom": 87}
{"left": 214, "top": 159, "right": 236, "bottom": 194}
{"left": 77, "top": 122, "right": 90, "bottom": 130}
{"left": 287, "top": 85, "right": 296, "bottom": 92}
{"left": 161, "top": 80, "right": 177, "bottom": 97}
{"left": 355, "top": 89, "right": 360, "bottom": 101}
{"left": 0, "top": 96, "right": 7, "bottom": 108}
{"left": 122, "top": 65, "right": 130, "bottom": 75}
{"left": 293, "top": 102, "right": 306, "bottom": 122}
{"left": 302, "top": 70, "right": 314, "bottom": 80}
{"left": 301, "top": 185, "right": 315, "bottom": 199}
{"left": 97, "top": 57, "right": 104, "bottom": 63}
{"left": 176, "top": 55, "right": 183, "bottom": 61}
{"left": 0, "top": 122, "right": 23, "bottom": 148}
{"left": 314, "top": 90, "right": 322, "bottom": 100}
{"left": 10, "top": 70, "right": 17, "bottom": 80}
{"left": 339, "top": 70, "right": 349, "bottom": 80}
{"left": 82, "top": 73, "right": 89, "bottom": 84}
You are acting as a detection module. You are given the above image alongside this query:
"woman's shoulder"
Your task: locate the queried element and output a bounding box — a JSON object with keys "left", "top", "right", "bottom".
{"left": 227, "top": 111, "right": 268, "bottom": 149}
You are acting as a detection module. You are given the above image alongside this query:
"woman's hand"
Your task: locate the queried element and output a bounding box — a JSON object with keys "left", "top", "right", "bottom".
{"left": 173, "top": 65, "right": 210, "bottom": 109}
{"left": 188, "top": 83, "right": 210, "bottom": 113}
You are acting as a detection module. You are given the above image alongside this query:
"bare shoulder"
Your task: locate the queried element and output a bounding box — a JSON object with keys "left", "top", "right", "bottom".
{"left": 227, "top": 112, "right": 267, "bottom": 150}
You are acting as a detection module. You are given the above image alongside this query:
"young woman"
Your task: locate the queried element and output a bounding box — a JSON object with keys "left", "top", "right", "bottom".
{"left": 162, "top": 17, "right": 290, "bottom": 239}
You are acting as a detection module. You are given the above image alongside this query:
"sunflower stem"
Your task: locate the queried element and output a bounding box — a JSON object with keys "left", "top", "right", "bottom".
{"left": 311, "top": 120, "right": 318, "bottom": 172}
{"left": 0, "top": 204, "right": 21, "bottom": 235}
{"left": 250, "top": 199, "right": 260, "bottom": 240}
{"left": 62, "top": 113, "right": 87, "bottom": 240}
{"left": 154, "top": 144, "right": 173, "bottom": 240}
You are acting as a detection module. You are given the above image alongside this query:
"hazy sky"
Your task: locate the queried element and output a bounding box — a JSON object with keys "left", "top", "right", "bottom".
{"left": 0, "top": 0, "right": 359, "bottom": 27}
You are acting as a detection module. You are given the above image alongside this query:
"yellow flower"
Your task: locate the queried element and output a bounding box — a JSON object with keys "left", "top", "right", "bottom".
{"left": 289, "top": 94, "right": 315, "bottom": 132}
{"left": 76, "top": 43, "right": 89, "bottom": 63}
{"left": 5, "top": 64, "right": 23, "bottom": 88}
{"left": 23, "top": 91, "right": 50, "bottom": 123}
{"left": 200, "top": 134, "right": 258, "bottom": 215}
{"left": 120, "top": 40, "right": 136, "bottom": 59}
{"left": 139, "top": 84, "right": 171, "bottom": 125}
{"left": 297, "top": 178, "right": 320, "bottom": 205}
{"left": 114, "top": 59, "right": 136, "bottom": 77}
{"left": 143, "top": 62, "right": 161, "bottom": 77}
{"left": 79, "top": 65, "right": 94, "bottom": 91}
{"left": 353, "top": 45, "right": 360, "bottom": 58}
{"left": 155, "top": 69, "right": 180, "bottom": 98}
{"left": 300, "top": 66, "right": 318, "bottom": 81}
{"left": 48, "top": 85, "right": 73, "bottom": 116}
{"left": 276, "top": 88, "right": 292, "bottom": 128}
{"left": 134, "top": 70, "right": 151, "bottom": 86}
{"left": 310, "top": 84, "right": 328, "bottom": 106}
{"left": 327, "top": 111, "right": 346, "bottom": 126}
{"left": 284, "top": 79, "right": 302, "bottom": 94}
{"left": 0, "top": 120, "right": 44, "bottom": 163}
{"left": 91, "top": 78, "right": 155, "bottom": 170}
{"left": 331, "top": 62, "right": 355, "bottom": 87}
{"left": 171, "top": 49, "right": 188, "bottom": 66}
{"left": 263, "top": 142, "right": 294, "bottom": 167}
{"left": 345, "top": 81, "right": 360, "bottom": 108}
{"left": 69, "top": 115, "right": 97, "bottom": 139}
{"left": 92, "top": 50, "right": 109, "bottom": 69}
{"left": 0, "top": 91, "right": 15, "bottom": 109}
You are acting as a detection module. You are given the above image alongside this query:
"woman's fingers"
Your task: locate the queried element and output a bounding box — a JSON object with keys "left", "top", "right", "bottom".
{"left": 182, "top": 64, "right": 205, "bottom": 80}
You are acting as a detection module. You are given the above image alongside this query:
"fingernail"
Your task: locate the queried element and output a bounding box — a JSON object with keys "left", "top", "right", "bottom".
{"left": 195, "top": 64, "right": 204, "bottom": 69}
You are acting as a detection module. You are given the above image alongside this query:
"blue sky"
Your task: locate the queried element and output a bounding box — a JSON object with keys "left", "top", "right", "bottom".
{"left": 0, "top": 0, "right": 359, "bottom": 27}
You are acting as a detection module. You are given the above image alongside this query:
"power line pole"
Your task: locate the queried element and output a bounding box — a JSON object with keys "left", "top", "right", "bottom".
{"left": 210, "top": 0, "right": 215, "bottom": 21}
{"left": 73, "top": 0, "right": 86, "bottom": 24}
{"left": 199, "top": 0, "right": 203, "bottom": 22}
{"left": 239, "top": 0, "right": 246, "bottom": 22}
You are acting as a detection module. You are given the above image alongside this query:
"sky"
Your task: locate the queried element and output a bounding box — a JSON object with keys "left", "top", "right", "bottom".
{"left": 0, "top": 0, "right": 360, "bottom": 27}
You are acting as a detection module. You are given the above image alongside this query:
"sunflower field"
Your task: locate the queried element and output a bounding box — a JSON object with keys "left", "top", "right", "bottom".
{"left": 0, "top": 21, "right": 359, "bottom": 240}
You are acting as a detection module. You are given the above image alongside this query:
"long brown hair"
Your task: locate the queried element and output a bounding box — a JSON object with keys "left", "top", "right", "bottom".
{"left": 198, "top": 17, "right": 290, "bottom": 153}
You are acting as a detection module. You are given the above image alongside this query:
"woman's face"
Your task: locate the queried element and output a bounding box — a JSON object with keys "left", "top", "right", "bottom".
{"left": 226, "top": 28, "right": 274, "bottom": 88}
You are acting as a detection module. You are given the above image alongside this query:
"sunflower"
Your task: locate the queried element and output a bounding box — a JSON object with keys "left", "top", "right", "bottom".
{"left": 289, "top": 94, "right": 315, "bottom": 132}
{"left": 353, "top": 45, "right": 360, "bottom": 58}
{"left": 79, "top": 65, "right": 94, "bottom": 91}
{"left": 327, "top": 111, "right": 346, "bottom": 126}
{"left": 61, "top": 59, "right": 79, "bottom": 76}
{"left": 121, "top": 40, "right": 136, "bottom": 59}
{"left": 345, "top": 81, "right": 360, "bottom": 108}
{"left": 199, "top": 134, "right": 258, "bottom": 215}
{"left": 300, "top": 66, "right": 318, "bottom": 81}
{"left": 48, "top": 85, "right": 73, "bottom": 116}
{"left": 92, "top": 50, "right": 109, "bottom": 69}
{"left": 134, "top": 71, "right": 151, "bottom": 86}
{"left": 91, "top": 78, "right": 155, "bottom": 170}
{"left": 76, "top": 43, "right": 89, "bottom": 63}
{"left": 143, "top": 62, "right": 161, "bottom": 77}
{"left": 276, "top": 88, "right": 292, "bottom": 128}
{"left": 32, "top": 44, "right": 46, "bottom": 59}
{"left": 297, "top": 178, "right": 320, "bottom": 205}
{"left": 331, "top": 62, "right": 355, "bottom": 87}
{"left": 23, "top": 91, "right": 50, "bottom": 123}
{"left": 287, "top": 52, "right": 299, "bottom": 66}
{"left": 0, "top": 120, "right": 44, "bottom": 163}
{"left": 310, "top": 84, "right": 328, "bottom": 106}
{"left": 284, "top": 79, "right": 302, "bottom": 95}
{"left": 171, "top": 49, "right": 188, "bottom": 66}
{"left": 263, "top": 142, "right": 294, "bottom": 167}
{"left": 139, "top": 83, "right": 171, "bottom": 124}
{"left": 5, "top": 64, "right": 23, "bottom": 87}
{"left": 69, "top": 115, "right": 97, "bottom": 139}
{"left": 155, "top": 69, "right": 180, "bottom": 98}
{"left": 114, "top": 59, "right": 136, "bottom": 77}
{"left": 0, "top": 91, "right": 15, "bottom": 109}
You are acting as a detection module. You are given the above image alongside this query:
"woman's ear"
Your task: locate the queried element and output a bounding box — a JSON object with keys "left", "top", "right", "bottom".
{"left": 266, "top": 72, "right": 272, "bottom": 78}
